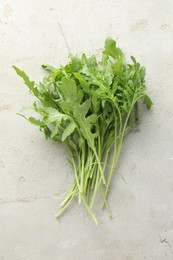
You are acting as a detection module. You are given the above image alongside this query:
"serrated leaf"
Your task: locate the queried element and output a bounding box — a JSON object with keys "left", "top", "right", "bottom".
{"left": 113, "top": 55, "right": 124, "bottom": 75}
{"left": 13, "top": 66, "right": 39, "bottom": 98}
{"left": 61, "top": 77, "right": 77, "bottom": 100}
{"left": 81, "top": 65, "right": 92, "bottom": 77}
{"left": 87, "top": 55, "right": 98, "bottom": 71}
{"left": 100, "top": 54, "right": 109, "bottom": 70}
{"left": 43, "top": 126, "right": 51, "bottom": 139}
{"left": 79, "top": 99, "right": 91, "bottom": 116}
{"left": 73, "top": 102, "right": 97, "bottom": 147}
{"left": 86, "top": 114, "right": 97, "bottom": 125}
{"left": 101, "top": 59, "right": 114, "bottom": 87}
{"left": 42, "top": 64, "right": 57, "bottom": 72}
{"left": 50, "top": 123, "right": 59, "bottom": 138}
{"left": 76, "top": 89, "right": 84, "bottom": 103}
{"left": 62, "top": 122, "right": 76, "bottom": 141}
{"left": 60, "top": 101, "right": 73, "bottom": 112}
{"left": 103, "top": 38, "right": 122, "bottom": 59}
{"left": 74, "top": 73, "right": 90, "bottom": 94}
{"left": 69, "top": 55, "right": 82, "bottom": 72}
{"left": 42, "top": 92, "right": 57, "bottom": 108}
{"left": 131, "top": 56, "right": 136, "bottom": 64}
{"left": 43, "top": 107, "right": 68, "bottom": 125}
{"left": 92, "top": 95, "right": 100, "bottom": 112}
{"left": 28, "top": 117, "right": 43, "bottom": 126}
{"left": 143, "top": 94, "right": 153, "bottom": 110}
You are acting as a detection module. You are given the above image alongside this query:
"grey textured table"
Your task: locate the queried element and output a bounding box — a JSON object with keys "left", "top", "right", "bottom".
{"left": 0, "top": 0, "right": 173, "bottom": 259}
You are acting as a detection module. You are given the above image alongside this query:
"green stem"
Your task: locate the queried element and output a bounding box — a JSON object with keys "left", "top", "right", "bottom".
{"left": 72, "top": 158, "right": 81, "bottom": 203}
{"left": 92, "top": 147, "right": 106, "bottom": 185}
{"left": 102, "top": 108, "right": 133, "bottom": 208}
{"left": 80, "top": 141, "right": 85, "bottom": 194}
{"left": 81, "top": 195, "right": 98, "bottom": 225}
{"left": 89, "top": 129, "right": 113, "bottom": 210}
{"left": 90, "top": 134, "right": 102, "bottom": 209}
{"left": 56, "top": 184, "right": 78, "bottom": 218}
{"left": 100, "top": 185, "right": 112, "bottom": 217}
{"left": 60, "top": 182, "right": 77, "bottom": 207}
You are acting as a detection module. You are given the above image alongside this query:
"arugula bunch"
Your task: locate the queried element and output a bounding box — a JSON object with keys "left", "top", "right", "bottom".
{"left": 13, "top": 38, "right": 153, "bottom": 225}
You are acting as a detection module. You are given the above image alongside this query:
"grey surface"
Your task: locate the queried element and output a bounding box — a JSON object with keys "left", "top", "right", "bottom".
{"left": 0, "top": 0, "right": 173, "bottom": 259}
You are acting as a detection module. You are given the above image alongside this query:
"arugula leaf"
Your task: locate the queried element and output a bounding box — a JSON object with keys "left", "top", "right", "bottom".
{"left": 13, "top": 66, "right": 39, "bottom": 98}
{"left": 103, "top": 37, "right": 122, "bottom": 59}
{"left": 62, "top": 122, "right": 76, "bottom": 141}
{"left": 143, "top": 94, "right": 153, "bottom": 110}
{"left": 43, "top": 107, "right": 69, "bottom": 125}
{"left": 61, "top": 77, "right": 77, "bottom": 100}
{"left": 42, "top": 64, "right": 57, "bottom": 72}
{"left": 50, "top": 123, "right": 59, "bottom": 138}
{"left": 28, "top": 117, "right": 43, "bottom": 126}
{"left": 69, "top": 55, "right": 82, "bottom": 72}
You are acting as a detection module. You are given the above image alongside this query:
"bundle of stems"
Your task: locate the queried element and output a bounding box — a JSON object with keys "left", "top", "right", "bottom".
{"left": 13, "top": 38, "right": 153, "bottom": 224}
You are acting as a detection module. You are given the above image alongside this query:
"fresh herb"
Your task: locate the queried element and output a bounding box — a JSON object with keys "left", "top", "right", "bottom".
{"left": 13, "top": 37, "right": 153, "bottom": 225}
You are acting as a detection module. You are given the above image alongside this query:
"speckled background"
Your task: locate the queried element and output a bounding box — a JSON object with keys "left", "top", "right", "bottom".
{"left": 0, "top": 0, "right": 173, "bottom": 259}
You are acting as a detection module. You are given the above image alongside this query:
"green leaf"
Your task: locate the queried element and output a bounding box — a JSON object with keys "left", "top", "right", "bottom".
{"left": 61, "top": 77, "right": 77, "bottom": 100}
{"left": 101, "top": 59, "right": 114, "bottom": 87}
{"left": 42, "top": 92, "right": 57, "bottom": 108}
{"left": 73, "top": 102, "right": 97, "bottom": 147}
{"left": 76, "top": 89, "right": 84, "bottom": 103}
{"left": 43, "top": 126, "right": 51, "bottom": 139}
{"left": 43, "top": 107, "right": 68, "bottom": 125}
{"left": 81, "top": 53, "right": 87, "bottom": 64}
{"left": 103, "top": 37, "right": 122, "bottom": 59}
{"left": 74, "top": 73, "right": 90, "bottom": 94}
{"left": 50, "top": 123, "right": 59, "bottom": 138}
{"left": 28, "top": 117, "right": 43, "bottom": 126}
{"left": 69, "top": 55, "right": 82, "bottom": 72}
{"left": 91, "top": 95, "right": 100, "bottom": 112}
{"left": 81, "top": 65, "right": 92, "bottom": 77}
{"left": 87, "top": 55, "right": 98, "bottom": 71}
{"left": 113, "top": 55, "right": 124, "bottom": 75}
{"left": 62, "top": 122, "right": 76, "bottom": 141}
{"left": 42, "top": 64, "right": 56, "bottom": 72}
{"left": 143, "top": 94, "right": 153, "bottom": 110}
{"left": 78, "top": 99, "right": 91, "bottom": 116}
{"left": 131, "top": 56, "right": 136, "bottom": 64}
{"left": 86, "top": 114, "right": 97, "bottom": 125}
{"left": 13, "top": 66, "right": 39, "bottom": 98}
{"left": 60, "top": 101, "right": 73, "bottom": 112}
